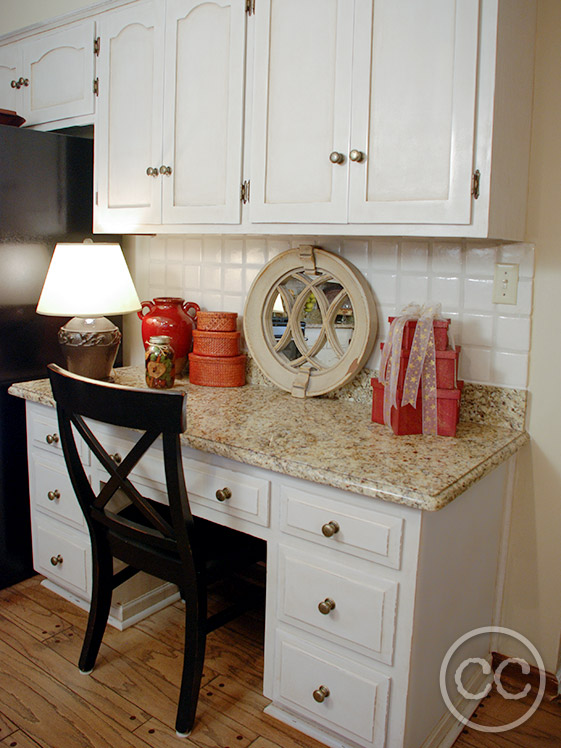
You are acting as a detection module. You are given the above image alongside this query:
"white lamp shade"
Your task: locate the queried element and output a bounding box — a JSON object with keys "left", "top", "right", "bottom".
{"left": 37, "top": 242, "right": 141, "bottom": 317}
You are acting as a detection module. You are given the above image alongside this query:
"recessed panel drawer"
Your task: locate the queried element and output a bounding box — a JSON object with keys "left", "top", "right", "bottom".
{"left": 183, "top": 457, "right": 270, "bottom": 528}
{"left": 280, "top": 485, "right": 403, "bottom": 569}
{"left": 278, "top": 545, "right": 397, "bottom": 664}
{"left": 275, "top": 632, "right": 390, "bottom": 747}
{"left": 33, "top": 452, "right": 86, "bottom": 529}
{"left": 34, "top": 516, "right": 90, "bottom": 596}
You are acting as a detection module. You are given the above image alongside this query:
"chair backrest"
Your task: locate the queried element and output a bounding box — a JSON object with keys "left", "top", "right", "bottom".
{"left": 47, "top": 364, "right": 197, "bottom": 581}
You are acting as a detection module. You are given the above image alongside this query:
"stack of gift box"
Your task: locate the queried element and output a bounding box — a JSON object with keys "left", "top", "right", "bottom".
{"left": 371, "top": 316, "right": 463, "bottom": 436}
{"left": 188, "top": 311, "right": 247, "bottom": 387}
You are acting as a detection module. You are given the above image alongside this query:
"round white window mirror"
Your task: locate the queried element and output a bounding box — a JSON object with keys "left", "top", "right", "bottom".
{"left": 243, "top": 245, "right": 377, "bottom": 397}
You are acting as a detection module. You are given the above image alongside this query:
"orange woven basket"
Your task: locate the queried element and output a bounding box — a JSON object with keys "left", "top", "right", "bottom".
{"left": 192, "top": 330, "right": 241, "bottom": 357}
{"left": 188, "top": 353, "right": 246, "bottom": 387}
{"left": 196, "top": 311, "right": 238, "bottom": 332}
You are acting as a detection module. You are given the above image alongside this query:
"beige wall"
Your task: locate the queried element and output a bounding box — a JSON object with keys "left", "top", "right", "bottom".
{"left": 500, "top": 0, "right": 561, "bottom": 673}
{"left": 2, "top": 0, "right": 560, "bottom": 674}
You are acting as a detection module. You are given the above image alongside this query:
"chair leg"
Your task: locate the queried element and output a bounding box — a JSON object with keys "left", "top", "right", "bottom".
{"left": 79, "top": 536, "right": 113, "bottom": 674}
{"left": 175, "top": 593, "right": 207, "bottom": 736}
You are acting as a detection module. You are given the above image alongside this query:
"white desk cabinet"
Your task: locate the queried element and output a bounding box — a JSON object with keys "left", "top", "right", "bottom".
{"left": 93, "top": 0, "right": 246, "bottom": 232}
{"left": 23, "top": 399, "right": 510, "bottom": 748}
{"left": 0, "top": 19, "right": 96, "bottom": 128}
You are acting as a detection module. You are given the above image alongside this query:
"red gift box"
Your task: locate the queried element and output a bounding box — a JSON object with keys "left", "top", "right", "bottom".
{"left": 388, "top": 316, "right": 450, "bottom": 351}
{"left": 371, "top": 377, "right": 463, "bottom": 437}
{"left": 380, "top": 343, "right": 461, "bottom": 390}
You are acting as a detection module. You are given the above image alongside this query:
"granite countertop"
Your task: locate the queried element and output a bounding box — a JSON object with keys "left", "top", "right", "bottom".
{"left": 9, "top": 367, "right": 529, "bottom": 512}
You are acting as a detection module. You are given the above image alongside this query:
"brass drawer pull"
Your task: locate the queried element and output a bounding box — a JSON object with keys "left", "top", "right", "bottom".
{"left": 313, "top": 685, "right": 330, "bottom": 703}
{"left": 47, "top": 490, "right": 60, "bottom": 502}
{"left": 349, "top": 149, "right": 365, "bottom": 163}
{"left": 50, "top": 554, "right": 63, "bottom": 566}
{"left": 318, "top": 598, "right": 336, "bottom": 615}
{"left": 146, "top": 166, "right": 159, "bottom": 177}
{"left": 110, "top": 453, "right": 122, "bottom": 465}
{"left": 215, "top": 487, "right": 232, "bottom": 502}
{"left": 321, "top": 520, "right": 339, "bottom": 538}
{"left": 329, "top": 151, "right": 345, "bottom": 164}
{"left": 45, "top": 433, "right": 59, "bottom": 445}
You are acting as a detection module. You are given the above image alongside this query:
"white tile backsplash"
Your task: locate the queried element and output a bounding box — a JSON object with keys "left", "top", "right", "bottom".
{"left": 145, "top": 236, "right": 535, "bottom": 388}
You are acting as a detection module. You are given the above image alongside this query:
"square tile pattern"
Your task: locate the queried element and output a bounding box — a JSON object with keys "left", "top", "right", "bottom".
{"left": 146, "top": 236, "right": 534, "bottom": 389}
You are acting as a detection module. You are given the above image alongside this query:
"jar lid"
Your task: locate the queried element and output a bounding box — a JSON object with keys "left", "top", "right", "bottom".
{"left": 148, "top": 335, "right": 172, "bottom": 345}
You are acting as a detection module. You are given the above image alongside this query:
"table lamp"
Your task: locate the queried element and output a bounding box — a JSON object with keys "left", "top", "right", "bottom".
{"left": 37, "top": 241, "right": 141, "bottom": 380}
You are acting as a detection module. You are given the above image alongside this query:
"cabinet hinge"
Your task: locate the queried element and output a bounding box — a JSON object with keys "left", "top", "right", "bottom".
{"left": 471, "top": 169, "right": 480, "bottom": 200}
{"left": 241, "top": 180, "right": 250, "bottom": 204}
{"left": 93, "top": 77, "right": 99, "bottom": 96}
{"left": 94, "top": 36, "right": 100, "bottom": 56}
{"left": 245, "top": 0, "right": 255, "bottom": 15}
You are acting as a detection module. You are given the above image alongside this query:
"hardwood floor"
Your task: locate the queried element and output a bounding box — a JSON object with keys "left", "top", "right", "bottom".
{"left": 0, "top": 575, "right": 559, "bottom": 748}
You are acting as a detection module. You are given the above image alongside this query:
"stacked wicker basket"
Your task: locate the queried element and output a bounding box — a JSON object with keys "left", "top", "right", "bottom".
{"left": 188, "top": 311, "right": 246, "bottom": 387}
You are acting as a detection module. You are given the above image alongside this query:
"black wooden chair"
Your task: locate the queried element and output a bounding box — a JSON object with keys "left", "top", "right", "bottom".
{"left": 47, "top": 364, "right": 266, "bottom": 737}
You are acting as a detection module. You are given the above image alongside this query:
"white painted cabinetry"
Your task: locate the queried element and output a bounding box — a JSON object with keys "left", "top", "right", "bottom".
{"left": 250, "top": 0, "right": 479, "bottom": 227}
{"left": 0, "top": 19, "right": 96, "bottom": 127}
{"left": 93, "top": 0, "right": 246, "bottom": 233}
{"left": 23, "top": 397, "right": 511, "bottom": 748}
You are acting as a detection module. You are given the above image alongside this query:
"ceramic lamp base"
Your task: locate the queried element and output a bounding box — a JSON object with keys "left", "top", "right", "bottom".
{"left": 58, "top": 316, "right": 121, "bottom": 380}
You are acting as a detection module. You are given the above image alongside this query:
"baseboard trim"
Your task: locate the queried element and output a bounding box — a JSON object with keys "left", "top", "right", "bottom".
{"left": 492, "top": 651, "right": 559, "bottom": 701}
{"left": 41, "top": 578, "right": 179, "bottom": 630}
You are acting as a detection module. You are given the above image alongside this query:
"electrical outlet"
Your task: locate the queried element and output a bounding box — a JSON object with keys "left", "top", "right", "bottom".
{"left": 492, "top": 263, "right": 519, "bottom": 305}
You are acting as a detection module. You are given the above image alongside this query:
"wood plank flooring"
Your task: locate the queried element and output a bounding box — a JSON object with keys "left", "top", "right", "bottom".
{"left": 0, "top": 575, "right": 559, "bottom": 748}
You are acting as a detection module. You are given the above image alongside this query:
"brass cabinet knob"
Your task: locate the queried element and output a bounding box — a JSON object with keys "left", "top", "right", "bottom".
{"left": 159, "top": 165, "right": 173, "bottom": 176}
{"left": 21, "top": 77, "right": 29, "bottom": 87}
{"left": 50, "top": 554, "right": 63, "bottom": 566}
{"left": 215, "top": 487, "right": 232, "bottom": 502}
{"left": 349, "top": 149, "right": 365, "bottom": 163}
{"left": 321, "top": 520, "right": 340, "bottom": 538}
{"left": 110, "top": 453, "right": 122, "bottom": 465}
{"left": 329, "top": 151, "right": 345, "bottom": 164}
{"left": 146, "top": 166, "right": 159, "bottom": 177}
{"left": 313, "top": 685, "right": 330, "bottom": 703}
{"left": 318, "top": 598, "right": 336, "bottom": 615}
{"left": 11, "top": 79, "right": 17, "bottom": 88}
{"left": 47, "top": 490, "right": 60, "bottom": 502}
{"left": 46, "top": 433, "right": 59, "bottom": 445}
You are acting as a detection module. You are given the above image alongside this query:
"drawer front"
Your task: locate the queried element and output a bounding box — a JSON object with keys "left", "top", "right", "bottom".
{"left": 33, "top": 452, "right": 86, "bottom": 529}
{"left": 278, "top": 546, "right": 397, "bottom": 664}
{"left": 275, "top": 633, "right": 390, "bottom": 746}
{"left": 281, "top": 485, "right": 403, "bottom": 569}
{"left": 34, "top": 516, "right": 90, "bottom": 597}
{"left": 88, "top": 424, "right": 270, "bottom": 528}
{"left": 183, "top": 457, "right": 270, "bottom": 528}
{"left": 29, "top": 408, "right": 64, "bottom": 455}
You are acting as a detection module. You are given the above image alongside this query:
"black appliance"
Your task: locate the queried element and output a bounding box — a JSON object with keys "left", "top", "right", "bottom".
{"left": 0, "top": 124, "right": 118, "bottom": 589}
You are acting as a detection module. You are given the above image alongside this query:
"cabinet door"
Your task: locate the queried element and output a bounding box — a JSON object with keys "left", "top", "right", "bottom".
{"left": 161, "top": 0, "right": 246, "bottom": 224}
{"left": 250, "top": 0, "right": 354, "bottom": 223}
{"left": 348, "top": 0, "right": 479, "bottom": 225}
{"left": 21, "top": 20, "right": 96, "bottom": 126}
{"left": 94, "top": 1, "right": 164, "bottom": 232}
{"left": 0, "top": 45, "right": 20, "bottom": 113}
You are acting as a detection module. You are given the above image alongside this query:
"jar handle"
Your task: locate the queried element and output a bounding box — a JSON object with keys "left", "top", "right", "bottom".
{"left": 137, "top": 300, "right": 155, "bottom": 321}
{"left": 183, "top": 301, "right": 200, "bottom": 322}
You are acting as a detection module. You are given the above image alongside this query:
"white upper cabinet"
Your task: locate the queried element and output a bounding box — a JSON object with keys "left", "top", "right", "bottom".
{"left": 347, "top": 0, "right": 479, "bottom": 226}
{"left": 0, "top": 20, "right": 96, "bottom": 127}
{"left": 94, "top": 0, "right": 246, "bottom": 232}
{"left": 251, "top": 0, "right": 479, "bottom": 227}
{"left": 0, "top": 45, "right": 19, "bottom": 113}
{"left": 161, "top": 0, "right": 246, "bottom": 224}
{"left": 250, "top": 0, "right": 354, "bottom": 223}
{"left": 94, "top": 1, "right": 164, "bottom": 228}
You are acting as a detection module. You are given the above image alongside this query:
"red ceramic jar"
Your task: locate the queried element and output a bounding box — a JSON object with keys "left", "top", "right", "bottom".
{"left": 138, "top": 297, "right": 200, "bottom": 374}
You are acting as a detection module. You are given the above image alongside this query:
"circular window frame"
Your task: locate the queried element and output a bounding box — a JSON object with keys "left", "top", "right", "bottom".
{"left": 243, "top": 246, "right": 377, "bottom": 397}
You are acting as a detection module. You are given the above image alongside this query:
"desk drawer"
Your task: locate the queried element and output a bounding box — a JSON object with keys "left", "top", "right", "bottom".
{"left": 280, "top": 485, "right": 403, "bottom": 569}
{"left": 33, "top": 452, "right": 86, "bottom": 529}
{"left": 183, "top": 457, "right": 270, "bottom": 528}
{"left": 278, "top": 545, "right": 397, "bottom": 664}
{"left": 29, "top": 407, "right": 63, "bottom": 455}
{"left": 274, "top": 632, "right": 390, "bottom": 747}
{"left": 34, "top": 516, "right": 90, "bottom": 597}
